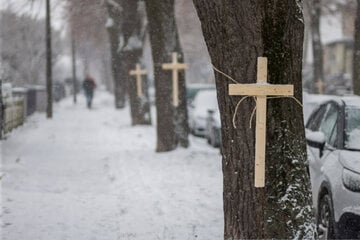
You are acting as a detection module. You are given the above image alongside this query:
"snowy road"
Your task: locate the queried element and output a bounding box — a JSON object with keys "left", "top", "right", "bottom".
{"left": 1, "top": 91, "right": 223, "bottom": 240}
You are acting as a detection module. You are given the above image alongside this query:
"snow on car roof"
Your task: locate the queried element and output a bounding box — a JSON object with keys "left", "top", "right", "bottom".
{"left": 341, "top": 96, "right": 360, "bottom": 108}
{"left": 303, "top": 93, "right": 338, "bottom": 104}
{"left": 193, "top": 89, "right": 217, "bottom": 107}
{"left": 192, "top": 90, "right": 218, "bottom": 118}
{"left": 303, "top": 93, "right": 360, "bottom": 108}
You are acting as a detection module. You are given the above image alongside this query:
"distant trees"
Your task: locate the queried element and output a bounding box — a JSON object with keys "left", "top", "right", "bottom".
{"left": 194, "top": 0, "right": 313, "bottom": 238}
{"left": 105, "top": 0, "right": 126, "bottom": 108}
{"left": 306, "top": 0, "right": 324, "bottom": 94}
{"left": 303, "top": 0, "right": 357, "bottom": 94}
{"left": 0, "top": 9, "right": 62, "bottom": 86}
{"left": 66, "top": 0, "right": 111, "bottom": 92}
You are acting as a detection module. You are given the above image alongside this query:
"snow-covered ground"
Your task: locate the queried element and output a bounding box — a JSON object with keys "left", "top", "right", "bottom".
{"left": 1, "top": 91, "right": 223, "bottom": 240}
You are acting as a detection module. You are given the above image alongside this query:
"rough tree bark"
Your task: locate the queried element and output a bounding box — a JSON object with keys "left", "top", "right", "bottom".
{"left": 106, "top": 0, "right": 126, "bottom": 109}
{"left": 193, "top": 1, "right": 313, "bottom": 239}
{"left": 353, "top": 0, "right": 360, "bottom": 95}
{"left": 308, "top": 0, "right": 324, "bottom": 94}
{"left": 145, "top": 0, "right": 189, "bottom": 152}
{"left": 120, "top": 1, "right": 151, "bottom": 125}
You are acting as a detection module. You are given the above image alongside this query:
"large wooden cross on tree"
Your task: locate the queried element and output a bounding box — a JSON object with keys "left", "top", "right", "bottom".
{"left": 229, "top": 57, "right": 294, "bottom": 188}
{"left": 129, "top": 64, "right": 147, "bottom": 97}
{"left": 162, "top": 52, "right": 187, "bottom": 107}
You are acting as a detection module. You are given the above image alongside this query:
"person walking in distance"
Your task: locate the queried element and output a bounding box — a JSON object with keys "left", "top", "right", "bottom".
{"left": 82, "top": 74, "right": 96, "bottom": 109}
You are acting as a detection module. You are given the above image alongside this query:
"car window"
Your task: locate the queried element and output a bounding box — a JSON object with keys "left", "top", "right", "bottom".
{"left": 345, "top": 107, "right": 360, "bottom": 150}
{"left": 319, "top": 103, "right": 338, "bottom": 146}
{"left": 307, "top": 105, "right": 327, "bottom": 131}
{"left": 328, "top": 120, "right": 338, "bottom": 147}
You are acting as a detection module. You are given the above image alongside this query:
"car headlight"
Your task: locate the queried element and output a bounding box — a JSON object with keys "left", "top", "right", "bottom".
{"left": 342, "top": 168, "right": 360, "bottom": 192}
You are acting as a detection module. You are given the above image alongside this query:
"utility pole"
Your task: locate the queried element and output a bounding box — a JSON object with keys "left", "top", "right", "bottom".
{"left": 71, "top": 31, "right": 77, "bottom": 104}
{"left": 0, "top": 79, "right": 3, "bottom": 140}
{"left": 46, "top": 0, "right": 53, "bottom": 118}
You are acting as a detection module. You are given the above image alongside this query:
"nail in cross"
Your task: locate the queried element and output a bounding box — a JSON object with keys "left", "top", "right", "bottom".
{"left": 228, "top": 57, "right": 294, "bottom": 188}
{"left": 162, "top": 52, "right": 187, "bottom": 107}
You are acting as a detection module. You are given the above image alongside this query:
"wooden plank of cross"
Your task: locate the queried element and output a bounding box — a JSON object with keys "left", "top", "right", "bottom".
{"left": 228, "top": 57, "right": 294, "bottom": 188}
{"left": 129, "top": 64, "right": 147, "bottom": 97}
{"left": 316, "top": 78, "right": 324, "bottom": 95}
{"left": 162, "top": 52, "right": 187, "bottom": 107}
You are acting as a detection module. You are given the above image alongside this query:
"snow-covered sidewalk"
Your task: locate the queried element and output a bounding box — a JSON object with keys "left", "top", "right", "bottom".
{"left": 1, "top": 91, "right": 223, "bottom": 240}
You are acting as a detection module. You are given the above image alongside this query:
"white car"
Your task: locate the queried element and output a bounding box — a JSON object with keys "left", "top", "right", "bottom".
{"left": 206, "top": 107, "right": 221, "bottom": 148}
{"left": 306, "top": 96, "right": 360, "bottom": 239}
{"left": 303, "top": 92, "right": 336, "bottom": 123}
{"left": 189, "top": 90, "right": 218, "bottom": 137}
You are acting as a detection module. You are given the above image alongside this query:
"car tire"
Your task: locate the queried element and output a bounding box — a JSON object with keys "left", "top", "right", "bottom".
{"left": 207, "top": 136, "right": 211, "bottom": 144}
{"left": 317, "top": 194, "right": 336, "bottom": 240}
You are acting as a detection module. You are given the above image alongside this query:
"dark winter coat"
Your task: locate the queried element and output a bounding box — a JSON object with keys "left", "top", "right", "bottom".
{"left": 83, "top": 77, "right": 96, "bottom": 94}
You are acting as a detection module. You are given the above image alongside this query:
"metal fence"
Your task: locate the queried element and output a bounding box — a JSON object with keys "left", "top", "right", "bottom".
{"left": 3, "top": 97, "right": 25, "bottom": 134}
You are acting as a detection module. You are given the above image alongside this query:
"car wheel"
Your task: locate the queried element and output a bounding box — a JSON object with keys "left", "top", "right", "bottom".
{"left": 207, "top": 136, "right": 211, "bottom": 144}
{"left": 317, "top": 194, "right": 336, "bottom": 240}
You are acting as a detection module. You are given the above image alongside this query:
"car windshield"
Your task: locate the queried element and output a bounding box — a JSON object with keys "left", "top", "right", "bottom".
{"left": 344, "top": 107, "right": 360, "bottom": 151}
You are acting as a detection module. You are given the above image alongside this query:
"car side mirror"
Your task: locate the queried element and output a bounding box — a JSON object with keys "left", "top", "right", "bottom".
{"left": 306, "top": 130, "right": 326, "bottom": 157}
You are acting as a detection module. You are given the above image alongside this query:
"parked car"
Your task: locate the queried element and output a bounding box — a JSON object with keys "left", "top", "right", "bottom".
{"left": 189, "top": 89, "right": 217, "bottom": 137}
{"left": 303, "top": 92, "right": 336, "bottom": 123}
{"left": 305, "top": 96, "right": 360, "bottom": 239}
{"left": 186, "top": 84, "right": 215, "bottom": 105}
{"left": 206, "top": 107, "right": 221, "bottom": 148}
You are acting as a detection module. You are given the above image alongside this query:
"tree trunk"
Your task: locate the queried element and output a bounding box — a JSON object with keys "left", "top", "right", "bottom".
{"left": 310, "top": 0, "right": 324, "bottom": 94}
{"left": 353, "top": 0, "right": 360, "bottom": 95}
{"left": 102, "top": 50, "right": 113, "bottom": 92}
{"left": 106, "top": 1, "right": 127, "bottom": 109}
{"left": 193, "top": 1, "right": 313, "bottom": 239}
{"left": 120, "top": 1, "right": 152, "bottom": 126}
{"left": 122, "top": 50, "right": 152, "bottom": 125}
{"left": 45, "top": 0, "right": 53, "bottom": 118}
{"left": 145, "top": 0, "right": 189, "bottom": 152}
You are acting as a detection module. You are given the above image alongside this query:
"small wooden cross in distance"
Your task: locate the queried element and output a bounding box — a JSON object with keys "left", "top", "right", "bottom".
{"left": 316, "top": 78, "right": 325, "bottom": 95}
{"left": 129, "top": 64, "right": 147, "bottom": 97}
{"left": 228, "top": 57, "right": 294, "bottom": 188}
{"left": 162, "top": 52, "right": 187, "bottom": 107}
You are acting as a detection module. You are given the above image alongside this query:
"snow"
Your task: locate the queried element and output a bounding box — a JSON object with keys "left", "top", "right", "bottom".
{"left": 305, "top": 129, "right": 325, "bottom": 144}
{"left": 105, "top": 18, "right": 114, "bottom": 28}
{"left": 1, "top": 91, "right": 223, "bottom": 240}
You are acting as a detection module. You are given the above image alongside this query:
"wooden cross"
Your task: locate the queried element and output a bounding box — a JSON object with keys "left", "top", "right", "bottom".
{"left": 228, "top": 57, "right": 294, "bottom": 188}
{"left": 129, "top": 64, "right": 147, "bottom": 97}
{"left": 162, "top": 52, "right": 187, "bottom": 107}
{"left": 316, "top": 78, "right": 324, "bottom": 95}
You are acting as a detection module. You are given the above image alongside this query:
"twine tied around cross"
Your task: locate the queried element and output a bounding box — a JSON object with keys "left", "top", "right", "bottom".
{"left": 212, "top": 64, "right": 303, "bottom": 129}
